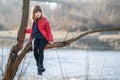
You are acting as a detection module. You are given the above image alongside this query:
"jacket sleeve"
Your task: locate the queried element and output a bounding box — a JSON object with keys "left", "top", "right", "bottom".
{"left": 25, "top": 28, "right": 32, "bottom": 34}
{"left": 25, "top": 28, "right": 33, "bottom": 42}
{"left": 45, "top": 21, "right": 54, "bottom": 42}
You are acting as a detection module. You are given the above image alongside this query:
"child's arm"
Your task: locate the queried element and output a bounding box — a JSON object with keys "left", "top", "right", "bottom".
{"left": 45, "top": 21, "right": 54, "bottom": 43}
{"left": 25, "top": 28, "right": 33, "bottom": 42}
{"left": 25, "top": 28, "right": 32, "bottom": 34}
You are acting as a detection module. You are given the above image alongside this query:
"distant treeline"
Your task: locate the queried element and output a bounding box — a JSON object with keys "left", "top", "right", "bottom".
{"left": 0, "top": 0, "right": 120, "bottom": 32}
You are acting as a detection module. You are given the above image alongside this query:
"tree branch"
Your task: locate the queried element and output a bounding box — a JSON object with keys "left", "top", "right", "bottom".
{"left": 46, "top": 27, "right": 120, "bottom": 49}
{"left": 15, "top": 27, "right": 120, "bottom": 68}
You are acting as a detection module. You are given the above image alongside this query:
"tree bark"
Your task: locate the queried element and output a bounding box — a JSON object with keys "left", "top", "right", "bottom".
{"left": 2, "top": 0, "right": 30, "bottom": 80}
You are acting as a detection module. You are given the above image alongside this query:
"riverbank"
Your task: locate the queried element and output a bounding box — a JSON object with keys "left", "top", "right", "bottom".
{"left": 0, "top": 30, "right": 120, "bottom": 50}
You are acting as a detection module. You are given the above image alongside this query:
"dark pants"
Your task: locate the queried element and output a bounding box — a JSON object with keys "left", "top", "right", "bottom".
{"left": 33, "top": 38, "right": 48, "bottom": 67}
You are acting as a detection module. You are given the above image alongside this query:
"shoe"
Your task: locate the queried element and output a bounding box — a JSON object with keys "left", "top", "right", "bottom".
{"left": 38, "top": 69, "right": 42, "bottom": 75}
{"left": 38, "top": 65, "right": 46, "bottom": 72}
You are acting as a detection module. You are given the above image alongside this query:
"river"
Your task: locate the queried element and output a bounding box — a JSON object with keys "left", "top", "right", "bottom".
{"left": 0, "top": 48, "right": 120, "bottom": 80}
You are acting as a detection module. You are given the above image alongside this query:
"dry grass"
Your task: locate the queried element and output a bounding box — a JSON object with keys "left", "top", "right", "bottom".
{"left": 0, "top": 30, "right": 120, "bottom": 50}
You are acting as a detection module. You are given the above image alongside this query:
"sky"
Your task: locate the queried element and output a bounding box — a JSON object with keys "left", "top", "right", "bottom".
{"left": 45, "top": 2, "right": 57, "bottom": 10}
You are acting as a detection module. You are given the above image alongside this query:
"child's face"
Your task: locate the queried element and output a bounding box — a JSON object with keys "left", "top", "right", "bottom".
{"left": 35, "top": 11, "right": 42, "bottom": 19}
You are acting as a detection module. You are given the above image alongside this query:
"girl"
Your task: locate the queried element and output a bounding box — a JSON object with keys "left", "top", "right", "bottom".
{"left": 25, "top": 5, "right": 54, "bottom": 75}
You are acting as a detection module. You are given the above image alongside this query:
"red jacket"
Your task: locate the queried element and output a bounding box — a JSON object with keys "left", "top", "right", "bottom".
{"left": 25, "top": 17, "right": 54, "bottom": 42}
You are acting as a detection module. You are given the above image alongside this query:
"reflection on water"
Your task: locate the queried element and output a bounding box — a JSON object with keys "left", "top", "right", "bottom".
{"left": 0, "top": 48, "right": 120, "bottom": 79}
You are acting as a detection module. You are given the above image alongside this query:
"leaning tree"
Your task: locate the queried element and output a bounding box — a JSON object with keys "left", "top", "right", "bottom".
{"left": 2, "top": 0, "right": 120, "bottom": 80}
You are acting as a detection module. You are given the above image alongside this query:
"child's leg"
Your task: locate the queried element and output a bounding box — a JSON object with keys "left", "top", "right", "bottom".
{"left": 37, "top": 38, "right": 48, "bottom": 75}
{"left": 38, "top": 38, "right": 48, "bottom": 66}
{"left": 33, "top": 39, "right": 39, "bottom": 66}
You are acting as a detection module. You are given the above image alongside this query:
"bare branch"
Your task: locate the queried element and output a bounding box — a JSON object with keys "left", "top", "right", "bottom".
{"left": 63, "top": 31, "right": 70, "bottom": 41}
{"left": 66, "top": 27, "right": 120, "bottom": 44}
{"left": 46, "top": 27, "right": 120, "bottom": 49}
{"left": 19, "top": 27, "right": 120, "bottom": 53}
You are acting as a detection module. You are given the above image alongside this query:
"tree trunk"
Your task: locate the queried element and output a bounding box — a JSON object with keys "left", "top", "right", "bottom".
{"left": 2, "top": 0, "right": 30, "bottom": 80}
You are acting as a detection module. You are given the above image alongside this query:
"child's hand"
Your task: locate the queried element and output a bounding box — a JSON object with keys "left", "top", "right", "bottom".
{"left": 49, "top": 41, "right": 54, "bottom": 45}
{"left": 25, "top": 28, "right": 32, "bottom": 33}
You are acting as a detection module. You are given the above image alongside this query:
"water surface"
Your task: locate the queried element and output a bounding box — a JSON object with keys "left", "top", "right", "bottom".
{"left": 0, "top": 48, "right": 120, "bottom": 79}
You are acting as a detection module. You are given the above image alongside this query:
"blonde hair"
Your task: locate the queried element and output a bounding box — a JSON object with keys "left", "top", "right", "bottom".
{"left": 31, "top": 5, "right": 43, "bottom": 20}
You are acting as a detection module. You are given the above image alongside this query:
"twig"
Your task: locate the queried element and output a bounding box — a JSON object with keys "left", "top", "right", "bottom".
{"left": 65, "top": 69, "right": 69, "bottom": 80}
{"left": 20, "top": 56, "right": 27, "bottom": 74}
{"left": 17, "top": 55, "right": 31, "bottom": 80}
{"left": 0, "top": 64, "right": 2, "bottom": 74}
{"left": 85, "top": 35, "right": 90, "bottom": 80}
{"left": 1, "top": 40, "right": 5, "bottom": 77}
{"left": 22, "top": 59, "right": 31, "bottom": 75}
{"left": 100, "top": 59, "right": 105, "bottom": 80}
{"left": 17, "top": 56, "right": 27, "bottom": 80}
{"left": 56, "top": 51, "right": 65, "bottom": 80}
{"left": 1, "top": 46, "right": 4, "bottom": 77}
{"left": 64, "top": 31, "right": 70, "bottom": 41}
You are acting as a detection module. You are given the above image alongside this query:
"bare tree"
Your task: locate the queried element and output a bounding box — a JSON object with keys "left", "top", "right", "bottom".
{"left": 2, "top": 0, "right": 120, "bottom": 80}
{"left": 3, "top": 0, "right": 30, "bottom": 80}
